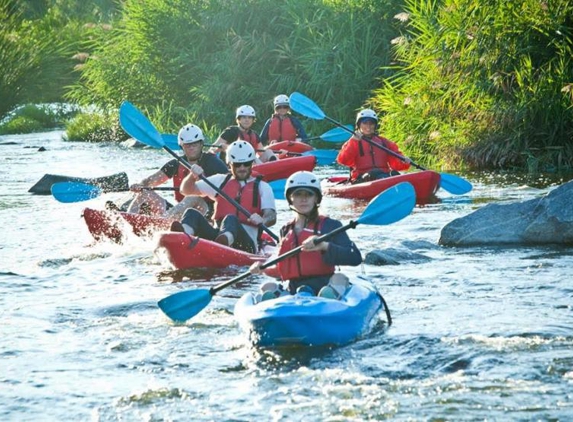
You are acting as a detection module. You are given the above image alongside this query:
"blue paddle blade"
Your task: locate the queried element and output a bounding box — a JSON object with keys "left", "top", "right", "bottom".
{"left": 439, "top": 173, "right": 473, "bottom": 195}
{"left": 269, "top": 178, "right": 286, "bottom": 199}
{"left": 51, "top": 181, "right": 101, "bottom": 203}
{"left": 162, "top": 134, "right": 181, "bottom": 151}
{"left": 158, "top": 289, "right": 213, "bottom": 322}
{"left": 119, "top": 101, "right": 165, "bottom": 149}
{"left": 358, "top": 182, "right": 416, "bottom": 226}
{"left": 320, "top": 126, "right": 353, "bottom": 142}
{"left": 303, "top": 149, "right": 338, "bottom": 166}
{"left": 289, "top": 92, "right": 326, "bottom": 120}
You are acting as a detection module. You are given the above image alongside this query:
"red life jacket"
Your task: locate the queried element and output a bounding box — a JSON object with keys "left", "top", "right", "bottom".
{"left": 268, "top": 115, "right": 298, "bottom": 143}
{"left": 276, "top": 216, "right": 335, "bottom": 281}
{"left": 353, "top": 135, "right": 393, "bottom": 176}
{"left": 239, "top": 129, "right": 260, "bottom": 150}
{"left": 212, "top": 174, "right": 262, "bottom": 226}
{"left": 172, "top": 164, "right": 189, "bottom": 202}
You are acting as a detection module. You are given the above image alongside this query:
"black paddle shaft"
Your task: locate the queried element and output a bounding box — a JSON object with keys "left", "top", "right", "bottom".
{"left": 324, "top": 116, "right": 426, "bottom": 171}
{"left": 161, "top": 146, "right": 279, "bottom": 242}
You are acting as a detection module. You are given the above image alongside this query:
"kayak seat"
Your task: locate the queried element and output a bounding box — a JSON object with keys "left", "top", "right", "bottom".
{"left": 318, "top": 285, "right": 340, "bottom": 299}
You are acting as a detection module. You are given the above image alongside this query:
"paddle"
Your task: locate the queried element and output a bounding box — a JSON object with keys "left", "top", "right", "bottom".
{"left": 268, "top": 178, "right": 286, "bottom": 200}
{"left": 51, "top": 181, "right": 177, "bottom": 203}
{"left": 289, "top": 92, "right": 473, "bottom": 195}
{"left": 158, "top": 181, "right": 416, "bottom": 323}
{"left": 119, "top": 101, "right": 279, "bottom": 242}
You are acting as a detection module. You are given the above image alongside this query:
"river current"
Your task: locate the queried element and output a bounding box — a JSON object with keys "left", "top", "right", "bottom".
{"left": 1, "top": 130, "right": 572, "bottom": 421}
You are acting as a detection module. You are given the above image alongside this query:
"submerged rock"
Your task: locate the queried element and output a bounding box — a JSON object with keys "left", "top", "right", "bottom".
{"left": 439, "top": 180, "right": 573, "bottom": 246}
{"left": 365, "top": 247, "right": 432, "bottom": 266}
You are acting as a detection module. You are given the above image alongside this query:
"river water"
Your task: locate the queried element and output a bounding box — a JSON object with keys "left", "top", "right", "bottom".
{"left": 1, "top": 130, "right": 572, "bottom": 421}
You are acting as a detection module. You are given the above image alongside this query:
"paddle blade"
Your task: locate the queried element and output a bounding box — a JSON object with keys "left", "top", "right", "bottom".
{"left": 320, "top": 126, "right": 353, "bottom": 142}
{"left": 158, "top": 289, "right": 213, "bottom": 322}
{"left": 439, "top": 173, "right": 473, "bottom": 195}
{"left": 303, "top": 149, "right": 338, "bottom": 166}
{"left": 289, "top": 92, "right": 326, "bottom": 120}
{"left": 119, "top": 101, "right": 165, "bottom": 149}
{"left": 51, "top": 182, "right": 101, "bottom": 203}
{"left": 269, "top": 178, "right": 286, "bottom": 199}
{"left": 358, "top": 182, "right": 416, "bottom": 226}
{"left": 162, "top": 133, "right": 181, "bottom": 151}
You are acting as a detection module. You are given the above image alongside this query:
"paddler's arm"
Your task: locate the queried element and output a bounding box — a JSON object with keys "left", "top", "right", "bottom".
{"left": 130, "top": 169, "right": 169, "bottom": 192}
{"left": 179, "top": 164, "right": 206, "bottom": 196}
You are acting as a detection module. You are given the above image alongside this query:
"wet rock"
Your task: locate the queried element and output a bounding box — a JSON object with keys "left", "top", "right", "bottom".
{"left": 365, "top": 247, "right": 432, "bottom": 266}
{"left": 121, "top": 137, "right": 146, "bottom": 148}
{"left": 439, "top": 180, "right": 573, "bottom": 246}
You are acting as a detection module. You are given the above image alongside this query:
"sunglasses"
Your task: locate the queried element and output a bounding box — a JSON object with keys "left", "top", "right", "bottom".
{"left": 232, "top": 161, "right": 253, "bottom": 168}
{"left": 275, "top": 105, "right": 289, "bottom": 110}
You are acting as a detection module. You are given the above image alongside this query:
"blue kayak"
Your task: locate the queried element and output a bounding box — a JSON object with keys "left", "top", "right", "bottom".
{"left": 234, "top": 277, "right": 384, "bottom": 347}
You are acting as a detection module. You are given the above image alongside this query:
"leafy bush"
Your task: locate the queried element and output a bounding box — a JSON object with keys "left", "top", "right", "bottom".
{"left": 65, "top": 111, "right": 129, "bottom": 143}
{"left": 371, "top": 0, "right": 573, "bottom": 171}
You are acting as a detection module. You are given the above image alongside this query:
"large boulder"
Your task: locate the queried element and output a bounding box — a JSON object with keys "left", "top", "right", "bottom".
{"left": 439, "top": 180, "right": 573, "bottom": 246}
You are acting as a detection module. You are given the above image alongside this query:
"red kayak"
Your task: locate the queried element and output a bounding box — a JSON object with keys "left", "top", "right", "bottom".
{"left": 268, "top": 140, "right": 314, "bottom": 159}
{"left": 83, "top": 208, "right": 174, "bottom": 242}
{"left": 156, "top": 232, "right": 274, "bottom": 269}
{"left": 323, "top": 171, "right": 441, "bottom": 202}
{"left": 252, "top": 155, "right": 316, "bottom": 181}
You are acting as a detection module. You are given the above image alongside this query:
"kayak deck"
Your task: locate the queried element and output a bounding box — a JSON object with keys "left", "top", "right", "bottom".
{"left": 252, "top": 155, "right": 316, "bottom": 181}
{"left": 156, "top": 232, "right": 273, "bottom": 269}
{"left": 234, "top": 278, "right": 383, "bottom": 347}
{"left": 323, "top": 170, "right": 441, "bottom": 202}
{"left": 83, "top": 208, "right": 173, "bottom": 242}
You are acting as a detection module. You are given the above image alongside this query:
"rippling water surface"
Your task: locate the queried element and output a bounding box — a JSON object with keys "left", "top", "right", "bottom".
{"left": 1, "top": 131, "right": 572, "bottom": 421}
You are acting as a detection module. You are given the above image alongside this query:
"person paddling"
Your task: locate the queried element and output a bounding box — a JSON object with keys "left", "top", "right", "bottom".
{"left": 250, "top": 171, "right": 362, "bottom": 299}
{"left": 126, "top": 124, "right": 228, "bottom": 219}
{"left": 210, "top": 105, "right": 276, "bottom": 163}
{"left": 260, "top": 94, "right": 308, "bottom": 145}
{"left": 337, "top": 109, "right": 411, "bottom": 183}
{"left": 172, "top": 140, "right": 277, "bottom": 254}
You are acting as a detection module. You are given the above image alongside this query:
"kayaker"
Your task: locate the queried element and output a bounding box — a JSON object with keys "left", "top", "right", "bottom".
{"left": 336, "top": 109, "right": 411, "bottom": 183}
{"left": 250, "top": 171, "right": 362, "bottom": 299}
{"left": 172, "top": 140, "right": 277, "bottom": 254}
{"left": 126, "top": 123, "right": 228, "bottom": 219}
{"left": 260, "top": 94, "right": 308, "bottom": 145}
{"left": 209, "top": 105, "right": 276, "bottom": 163}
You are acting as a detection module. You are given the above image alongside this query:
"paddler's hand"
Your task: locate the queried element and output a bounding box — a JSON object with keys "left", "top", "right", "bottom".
{"left": 130, "top": 183, "right": 146, "bottom": 192}
{"left": 189, "top": 164, "right": 204, "bottom": 180}
{"left": 302, "top": 235, "right": 329, "bottom": 252}
{"left": 249, "top": 262, "right": 263, "bottom": 275}
{"left": 352, "top": 131, "right": 363, "bottom": 141}
{"left": 248, "top": 213, "right": 264, "bottom": 226}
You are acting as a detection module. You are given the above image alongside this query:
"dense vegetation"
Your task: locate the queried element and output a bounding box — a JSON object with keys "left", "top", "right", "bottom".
{"left": 1, "top": 0, "right": 572, "bottom": 170}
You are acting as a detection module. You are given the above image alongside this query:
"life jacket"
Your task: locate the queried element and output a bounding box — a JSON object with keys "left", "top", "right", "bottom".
{"left": 239, "top": 129, "right": 260, "bottom": 151}
{"left": 172, "top": 164, "right": 189, "bottom": 202}
{"left": 276, "top": 216, "right": 335, "bottom": 281}
{"left": 268, "top": 115, "right": 298, "bottom": 143}
{"left": 212, "top": 174, "right": 263, "bottom": 227}
{"left": 353, "top": 135, "right": 393, "bottom": 176}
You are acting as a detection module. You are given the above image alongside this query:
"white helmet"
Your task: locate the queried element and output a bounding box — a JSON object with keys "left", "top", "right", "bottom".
{"left": 226, "top": 140, "right": 256, "bottom": 164}
{"left": 178, "top": 124, "right": 205, "bottom": 145}
{"left": 285, "top": 171, "right": 322, "bottom": 204}
{"left": 236, "top": 105, "right": 256, "bottom": 119}
{"left": 356, "top": 108, "right": 378, "bottom": 126}
{"left": 273, "top": 95, "right": 290, "bottom": 109}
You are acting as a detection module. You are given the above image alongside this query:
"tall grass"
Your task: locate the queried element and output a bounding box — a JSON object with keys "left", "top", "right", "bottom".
{"left": 66, "top": 0, "right": 403, "bottom": 135}
{"left": 372, "top": 0, "right": 573, "bottom": 171}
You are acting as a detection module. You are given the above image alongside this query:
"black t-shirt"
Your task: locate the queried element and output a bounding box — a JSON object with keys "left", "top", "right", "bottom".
{"left": 160, "top": 152, "right": 228, "bottom": 178}
{"left": 219, "top": 125, "right": 264, "bottom": 145}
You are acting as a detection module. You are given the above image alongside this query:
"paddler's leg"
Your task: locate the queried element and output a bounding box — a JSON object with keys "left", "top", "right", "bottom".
{"left": 127, "top": 190, "right": 167, "bottom": 215}
{"left": 165, "top": 196, "right": 209, "bottom": 220}
{"left": 172, "top": 208, "right": 218, "bottom": 239}
{"left": 216, "top": 215, "right": 256, "bottom": 253}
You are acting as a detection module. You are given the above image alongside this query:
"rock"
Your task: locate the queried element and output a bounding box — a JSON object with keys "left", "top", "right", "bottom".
{"left": 439, "top": 180, "right": 573, "bottom": 246}
{"left": 365, "top": 247, "right": 432, "bottom": 266}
